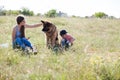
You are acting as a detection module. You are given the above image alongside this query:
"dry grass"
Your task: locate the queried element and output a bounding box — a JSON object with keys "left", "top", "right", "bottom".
{"left": 0, "top": 16, "right": 120, "bottom": 80}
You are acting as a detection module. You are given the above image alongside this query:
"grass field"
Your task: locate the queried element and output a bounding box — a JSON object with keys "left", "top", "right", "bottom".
{"left": 0, "top": 16, "right": 120, "bottom": 80}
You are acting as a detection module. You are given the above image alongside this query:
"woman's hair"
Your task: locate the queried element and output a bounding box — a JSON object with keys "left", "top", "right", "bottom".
{"left": 16, "top": 16, "right": 25, "bottom": 38}
{"left": 16, "top": 16, "right": 24, "bottom": 24}
{"left": 20, "top": 26, "right": 25, "bottom": 38}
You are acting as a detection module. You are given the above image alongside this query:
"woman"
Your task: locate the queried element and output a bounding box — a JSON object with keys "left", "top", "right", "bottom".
{"left": 12, "top": 15, "right": 42, "bottom": 52}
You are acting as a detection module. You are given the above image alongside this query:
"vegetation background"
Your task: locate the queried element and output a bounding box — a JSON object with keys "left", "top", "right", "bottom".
{"left": 0, "top": 16, "right": 120, "bottom": 80}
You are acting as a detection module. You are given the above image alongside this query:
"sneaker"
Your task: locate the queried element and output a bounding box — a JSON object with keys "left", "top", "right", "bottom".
{"left": 23, "top": 47, "right": 29, "bottom": 54}
{"left": 32, "top": 46, "right": 38, "bottom": 55}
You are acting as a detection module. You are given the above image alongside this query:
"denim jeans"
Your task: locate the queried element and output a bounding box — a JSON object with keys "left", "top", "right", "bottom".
{"left": 61, "top": 39, "right": 70, "bottom": 48}
{"left": 13, "top": 37, "right": 32, "bottom": 50}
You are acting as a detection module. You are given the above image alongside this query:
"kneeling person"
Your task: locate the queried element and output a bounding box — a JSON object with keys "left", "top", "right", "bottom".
{"left": 60, "top": 30, "right": 75, "bottom": 50}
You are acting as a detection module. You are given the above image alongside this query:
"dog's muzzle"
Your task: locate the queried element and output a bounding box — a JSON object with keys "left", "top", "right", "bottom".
{"left": 42, "top": 28, "right": 49, "bottom": 32}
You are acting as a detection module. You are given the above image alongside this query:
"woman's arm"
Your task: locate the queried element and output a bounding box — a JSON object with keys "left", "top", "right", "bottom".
{"left": 25, "top": 23, "right": 42, "bottom": 28}
{"left": 12, "top": 27, "right": 16, "bottom": 43}
{"left": 12, "top": 27, "right": 16, "bottom": 49}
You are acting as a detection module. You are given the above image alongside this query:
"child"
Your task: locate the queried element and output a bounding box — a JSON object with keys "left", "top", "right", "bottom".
{"left": 60, "top": 30, "right": 75, "bottom": 50}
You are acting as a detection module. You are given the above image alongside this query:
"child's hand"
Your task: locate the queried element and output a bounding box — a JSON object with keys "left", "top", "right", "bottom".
{"left": 71, "top": 43, "right": 73, "bottom": 46}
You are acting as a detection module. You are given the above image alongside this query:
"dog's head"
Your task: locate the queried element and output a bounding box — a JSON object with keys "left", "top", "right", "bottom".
{"left": 41, "top": 20, "right": 55, "bottom": 33}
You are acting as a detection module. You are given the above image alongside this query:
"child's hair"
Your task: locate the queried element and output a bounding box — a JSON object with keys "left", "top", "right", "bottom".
{"left": 60, "top": 30, "right": 67, "bottom": 36}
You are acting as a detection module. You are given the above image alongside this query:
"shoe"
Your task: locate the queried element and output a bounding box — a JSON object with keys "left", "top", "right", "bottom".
{"left": 32, "top": 46, "right": 38, "bottom": 55}
{"left": 23, "top": 47, "right": 29, "bottom": 54}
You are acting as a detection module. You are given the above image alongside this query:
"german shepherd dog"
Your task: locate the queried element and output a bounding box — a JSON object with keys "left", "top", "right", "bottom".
{"left": 41, "top": 20, "right": 59, "bottom": 49}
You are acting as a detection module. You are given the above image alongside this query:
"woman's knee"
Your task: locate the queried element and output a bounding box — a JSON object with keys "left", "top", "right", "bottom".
{"left": 22, "top": 38, "right": 31, "bottom": 44}
{"left": 15, "top": 38, "right": 23, "bottom": 45}
{"left": 22, "top": 38, "right": 32, "bottom": 47}
{"left": 15, "top": 37, "right": 21, "bottom": 42}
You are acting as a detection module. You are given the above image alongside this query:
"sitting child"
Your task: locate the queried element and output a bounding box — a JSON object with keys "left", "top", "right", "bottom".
{"left": 60, "top": 30, "right": 75, "bottom": 50}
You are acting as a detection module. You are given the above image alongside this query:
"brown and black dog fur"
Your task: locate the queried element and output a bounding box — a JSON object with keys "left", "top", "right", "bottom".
{"left": 41, "top": 20, "right": 59, "bottom": 49}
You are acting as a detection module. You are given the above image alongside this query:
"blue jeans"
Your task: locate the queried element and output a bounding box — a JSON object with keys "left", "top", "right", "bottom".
{"left": 61, "top": 39, "right": 70, "bottom": 48}
{"left": 13, "top": 37, "right": 32, "bottom": 50}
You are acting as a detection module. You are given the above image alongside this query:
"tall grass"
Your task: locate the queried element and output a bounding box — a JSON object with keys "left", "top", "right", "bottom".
{"left": 0, "top": 16, "right": 120, "bottom": 80}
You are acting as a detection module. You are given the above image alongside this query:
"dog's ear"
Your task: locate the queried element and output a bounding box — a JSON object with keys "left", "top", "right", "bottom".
{"left": 41, "top": 20, "right": 45, "bottom": 24}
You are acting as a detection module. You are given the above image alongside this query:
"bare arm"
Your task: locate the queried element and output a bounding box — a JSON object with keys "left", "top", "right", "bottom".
{"left": 25, "top": 23, "right": 42, "bottom": 28}
{"left": 12, "top": 27, "right": 16, "bottom": 43}
{"left": 69, "top": 36, "right": 75, "bottom": 46}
